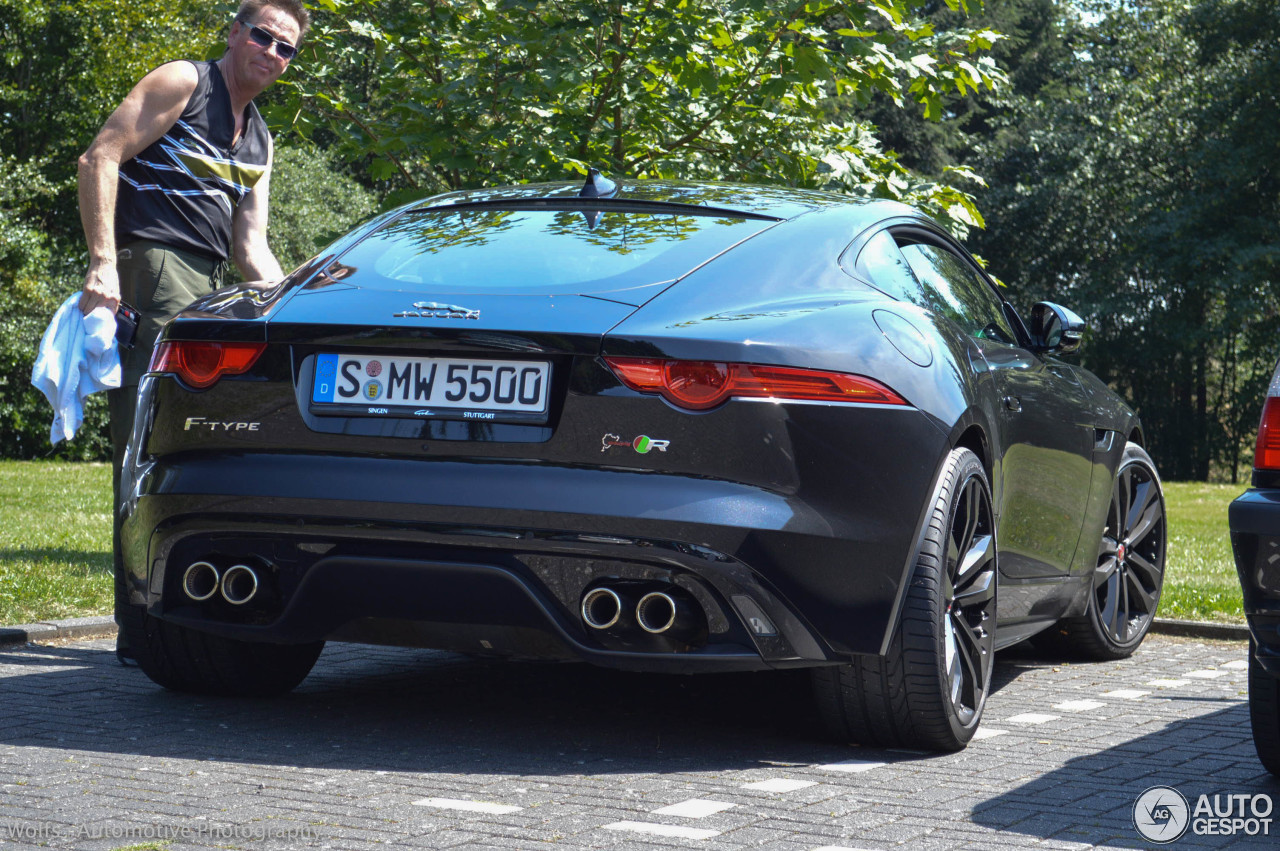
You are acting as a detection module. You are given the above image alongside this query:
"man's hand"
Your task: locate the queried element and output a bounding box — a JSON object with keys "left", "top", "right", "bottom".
{"left": 79, "top": 261, "right": 121, "bottom": 315}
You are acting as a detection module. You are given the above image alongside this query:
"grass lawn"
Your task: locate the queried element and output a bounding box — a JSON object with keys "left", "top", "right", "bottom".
{"left": 1161, "top": 479, "right": 1247, "bottom": 622}
{"left": 0, "top": 461, "right": 113, "bottom": 624}
{"left": 0, "top": 460, "right": 1251, "bottom": 625}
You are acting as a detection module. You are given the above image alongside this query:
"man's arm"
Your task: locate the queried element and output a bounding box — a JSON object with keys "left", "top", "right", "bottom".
{"left": 78, "top": 61, "right": 199, "bottom": 315}
{"left": 231, "top": 134, "right": 284, "bottom": 288}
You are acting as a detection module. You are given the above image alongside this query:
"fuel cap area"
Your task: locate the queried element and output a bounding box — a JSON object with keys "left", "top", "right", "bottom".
{"left": 872, "top": 309, "right": 933, "bottom": 367}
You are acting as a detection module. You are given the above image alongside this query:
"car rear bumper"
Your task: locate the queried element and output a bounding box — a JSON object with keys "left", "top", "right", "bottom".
{"left": 120, "top": 446, "right": 945, "bottom": 670}
{"left": 1228, "top": 489, "right": 1280, "bottom": 676}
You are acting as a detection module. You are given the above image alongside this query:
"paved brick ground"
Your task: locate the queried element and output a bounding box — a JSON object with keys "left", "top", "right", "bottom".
{"left": 0, "top": 634, "right": 1276, "bottom": 850}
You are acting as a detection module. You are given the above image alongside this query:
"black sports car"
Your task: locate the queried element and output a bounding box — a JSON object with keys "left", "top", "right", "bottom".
{"left": 118, "top": 173, "right": 1167, "bottom": 751}
{"left": 1229, "top": 364, "right": 1280, "bottom": 775}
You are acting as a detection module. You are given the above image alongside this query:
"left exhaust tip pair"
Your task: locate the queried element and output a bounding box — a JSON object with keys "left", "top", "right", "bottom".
{"left": 182, "top": 561, "right": 259, "bottom": 606}
{"left": 582, "top": 586, "right": 682, "bottom": 634}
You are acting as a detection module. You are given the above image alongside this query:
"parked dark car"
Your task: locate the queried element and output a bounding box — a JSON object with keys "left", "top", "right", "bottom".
{"left": 117, "top": 174, "right": 1166, "bottom": 751}
{"left": 1228, "top": 366, "right": 1280, "bottom": 775}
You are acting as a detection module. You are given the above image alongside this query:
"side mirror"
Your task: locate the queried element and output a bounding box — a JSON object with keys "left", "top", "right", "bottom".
{"left": 1029, "top": 302, "right": 1085, "bottom": 354}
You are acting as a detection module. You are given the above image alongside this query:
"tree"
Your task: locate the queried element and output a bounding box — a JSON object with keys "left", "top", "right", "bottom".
{"left": 857, "top": 0, "right": 1075, "bottom": 179}
{"left": 280, "top": 0, "right": 1005, "bottom": 235}
{"left": 0, "top": 0, "right": 227, "bottom": 245}
{"left": 968, "top": 0, "right": 1280, "bottom": 481}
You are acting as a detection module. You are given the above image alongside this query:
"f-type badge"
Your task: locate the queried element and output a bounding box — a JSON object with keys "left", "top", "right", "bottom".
{"left": 394, "top": 301, "right": 481, "bottom": 320}
{"left": 602, "top": 433, "right": 670, "bottom": 454}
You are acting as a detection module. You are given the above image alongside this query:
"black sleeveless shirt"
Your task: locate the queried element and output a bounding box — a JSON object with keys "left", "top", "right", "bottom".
{"left": 116, "top": 60, "right": 271, "bottom": 262}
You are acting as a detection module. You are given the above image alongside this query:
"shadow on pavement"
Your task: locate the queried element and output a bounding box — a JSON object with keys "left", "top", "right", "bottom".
{"left": 0, "top": 641, "right": 861, "bottom": 776}
{"left": 4, "top": 636, "right": 1244, "bottom": 812}
{"left": 969, "top": 701, "right": 1280, "bottom": 847}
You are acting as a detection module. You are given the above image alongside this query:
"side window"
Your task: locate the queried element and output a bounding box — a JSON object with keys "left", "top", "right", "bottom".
{"left": 899, "top": 243, "right": 1016, "bottom": 344}
{"left": 854, "top": 230, "right": 928, "bottom": 306}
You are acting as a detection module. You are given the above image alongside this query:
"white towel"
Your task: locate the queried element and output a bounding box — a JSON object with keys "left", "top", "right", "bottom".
{"left": 30, "top": 293, "right": 122, "bottom": 444}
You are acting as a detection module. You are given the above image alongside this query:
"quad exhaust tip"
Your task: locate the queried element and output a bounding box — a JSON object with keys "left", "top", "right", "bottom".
{"left": 220, "top": 564, "right": 259, "bottom": 606}
{"left": 636, "top": 592, "right": 677, "bottom": 634}
{"left": 182, "top": 561, "right": 220, "bottom": 602}
{"left": 581, "top": 587, "right": 623, "bottom": 630}
{"left": 581, "top": 584, "right": 700, "bottom": 639}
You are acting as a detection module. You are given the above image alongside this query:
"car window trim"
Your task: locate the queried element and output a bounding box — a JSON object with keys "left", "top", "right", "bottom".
{"left": 887, "top": 224, "right": 1034, "bottom": 350}
{"left": 407, "top": 198, "right": 785, "bottom": 223}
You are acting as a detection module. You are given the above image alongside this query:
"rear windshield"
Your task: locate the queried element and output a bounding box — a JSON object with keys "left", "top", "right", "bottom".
{"left": 332, "top": 207, "right": 777, "bottom": 294}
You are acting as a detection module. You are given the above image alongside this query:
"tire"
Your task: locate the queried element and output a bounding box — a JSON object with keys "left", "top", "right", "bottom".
{"left": 813, "top": 446, "right": 997, "bottom": 752}
{"left": 117, "top": 572, "right": 322, "bottom": 697}
{"left": 1039, "top": 442, "right": 1166, "bottom": 660}
{"left": 1249, "top": 640, "right": 1280, "bottom": 776}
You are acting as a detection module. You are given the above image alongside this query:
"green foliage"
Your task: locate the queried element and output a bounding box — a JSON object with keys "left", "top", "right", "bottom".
{"left": 280, "top": 0, "right": 1004, "bottom": 236}
{"left": 857, "top": 0, "right": 1075, "bottom": 178}
{"left": 0, "top": 155, "right": 111, "bottom": 460}
{"left": 0, "top": 280, "right": 113, "bottom": 462}
{"left": 0, "top": 0, "right": 228, "bottom": 244}
{"left": 967, "top": 0, "right": 1280, "bottom": 482}
{"left": 0, "top": 156, "right": 54, "bottom": 280}
{"left": 268, "top": 143, "right": 380, "bottom": 271}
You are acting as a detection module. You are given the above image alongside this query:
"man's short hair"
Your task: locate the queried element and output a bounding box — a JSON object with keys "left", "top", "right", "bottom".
{"left": 237, "top": 0, "right": 311, "bottom": 41}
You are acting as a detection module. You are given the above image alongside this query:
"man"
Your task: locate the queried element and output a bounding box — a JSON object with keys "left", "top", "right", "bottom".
{"left": 76, "top": 0, "right": 310, "bottom": 661}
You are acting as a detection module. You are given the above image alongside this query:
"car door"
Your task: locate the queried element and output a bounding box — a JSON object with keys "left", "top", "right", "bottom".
{"left": 854, "top": 227, "right": 1095, "bottom": 580}
{"left": 893, "top": 238, "right": 1095, "bottom": 582}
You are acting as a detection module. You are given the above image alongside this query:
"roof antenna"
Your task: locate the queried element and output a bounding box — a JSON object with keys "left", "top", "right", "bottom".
{"left": 579, "top": 167, "right": 618, "bottom": 200}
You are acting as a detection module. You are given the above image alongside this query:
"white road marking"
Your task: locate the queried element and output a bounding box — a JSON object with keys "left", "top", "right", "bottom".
{"left": 1103, "top": 689, "right": 1151, "bottom": 699}
{"left": 1006, "top": 713, "right": 1060, "bottom": 725}
{"left": 1185, "top": 669, "right": 1228, "bottom": 679}
{"left": 812, "top": 846, "right": 882, "bottom": 851}
{"left": 818, "top": 759, "right": 886, "bottom": 773}
{"left": 743, "top": 778, "right": 818, "bottom": 792}
{"left": 972, "top": 727, "right": 1009, "bottom": 740}
{"left": 1147, "top": 679, "right": 1189, "bottom": 687}
{"left": 412, "top": 797, "right": 522, "bottom": 815}
{"left": 1054, "top": 699, "right": 1106, "bottom": 712}
{"left": 602, "top": 821, "right": 720, "bottom": 840}
{"left": 653, "top": 799, "right": 735, "bottom": 818}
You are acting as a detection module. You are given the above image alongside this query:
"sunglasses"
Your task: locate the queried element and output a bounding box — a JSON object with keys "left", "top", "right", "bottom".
{"left": 238, "top": 18, "right": 298, "bottom": 61}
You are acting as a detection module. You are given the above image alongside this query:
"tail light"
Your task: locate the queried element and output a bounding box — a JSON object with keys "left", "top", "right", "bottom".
{"left": 604, "top": 357, "right": 908, "bottom": 411}
{"left": 1255, "top": 396, "right": 1280, "bottom": 470}
{"left": 150, "top": 341, "right": 266, "bottom": 389}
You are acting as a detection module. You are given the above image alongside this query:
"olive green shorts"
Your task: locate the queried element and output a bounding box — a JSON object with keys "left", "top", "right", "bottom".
{"left": 108, "top": 240, "right": 226, "bottom": 459}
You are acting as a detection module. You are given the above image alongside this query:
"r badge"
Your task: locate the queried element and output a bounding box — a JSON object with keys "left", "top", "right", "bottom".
{"left": 601, "top": 433, "right": 670, "bottom": 454}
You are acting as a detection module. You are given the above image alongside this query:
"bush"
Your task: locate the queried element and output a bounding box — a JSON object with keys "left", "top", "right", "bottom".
{"left": 268, "top": 142, "right": 380, "bottom": 271}
{"left": 0, "top": 157, "right": 108, "bottom": 460}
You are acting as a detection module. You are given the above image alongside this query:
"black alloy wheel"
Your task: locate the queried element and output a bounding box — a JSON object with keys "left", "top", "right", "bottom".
{"left": 813, "top": 446, "right": 997, "bottom": 751}
{"left": 940, "top": 462, "right": 998, "bottom": 727}
{"left": 1042, "top": 443, "right": 1166, "bottom": 660}
{"left": 1094, "top": 450, "right": 1164, "bottom": 642}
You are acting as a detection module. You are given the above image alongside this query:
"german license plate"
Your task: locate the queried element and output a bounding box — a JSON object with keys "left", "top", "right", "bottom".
{"left": 310, "top": 353, "right": 550, "bottom": 422}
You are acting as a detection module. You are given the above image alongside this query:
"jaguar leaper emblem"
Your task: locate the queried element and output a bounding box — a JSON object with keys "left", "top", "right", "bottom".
{"left": 394, "top": 301, "right": 481, "bottom": 320}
